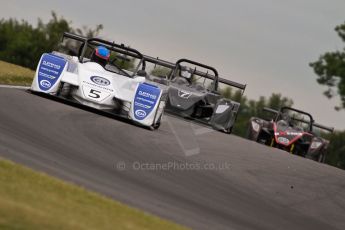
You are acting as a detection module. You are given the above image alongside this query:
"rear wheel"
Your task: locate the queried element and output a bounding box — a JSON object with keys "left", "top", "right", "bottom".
{"left": 256, "top": 132, "right": 272, "bottom": 146}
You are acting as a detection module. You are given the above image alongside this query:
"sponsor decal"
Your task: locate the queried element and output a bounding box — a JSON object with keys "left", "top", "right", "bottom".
{"left": 275, "top": 131, "right": 303, "bottom": 136}
{"left": 310, "top": 141, "right": 322, "bottom": 149}
{"left": 82, "top": 85, "right": 110, "bottom": 102}
{"left": 82, "top": 80, "right": 113, "bottom": 92}
{"left": 40, "top": 80, "right": 51, "bottom": 88}
{"left": 215, "top": 104, "right": 230, "bottom": 114}
{"left": 90, "top": 76, "right": 110, "bottom": 86}
{"left": 277, "top": 137, "right": 289, "bottom": 145}
{"left": 178, "top": 90, "right": 191, "bottom": 99}
{"left": 133, "top": 83, "right": 161, "bottom": 120}
{"left": 37, "top": 54, "right": 67, "bottom": 91}
{"left": 135, "top": 110, "right": 147, "bottom": 118}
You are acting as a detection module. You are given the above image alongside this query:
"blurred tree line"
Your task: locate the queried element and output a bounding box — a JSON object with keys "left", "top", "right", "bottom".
{"left": 0, "top": 12, "right": 343, "bottom": 169}
{"left": 0, "top": 12, "right": 102, "bottom": 69}
{"left": 309, "top": 21, "right": 345, "bottom": 169}
{"left": 310, "top": 21, "right": 345, "bottom": 110}
{"left": 220, "top": 88, "right": 293, "bottom": 136}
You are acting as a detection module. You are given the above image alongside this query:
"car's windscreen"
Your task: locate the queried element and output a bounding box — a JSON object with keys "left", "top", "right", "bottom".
{"left": 57, "top": 38, "right": 143, "bottom": 78}
{"left": 83, "top": 44, "right": 143, "bottom": 77}
{"left": 171, "top": 64, "right": 217, "bottom": 91}
{"left": 278, "top": 109, "right": 312, "bottom": 131}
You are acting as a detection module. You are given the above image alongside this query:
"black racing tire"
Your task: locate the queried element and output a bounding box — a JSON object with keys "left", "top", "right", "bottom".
{"left": 56, "top": 83, "right": 72, "bottom": 98}
{"left": 152, "top": 122, "right": 161, "bottom": 130}
{"left": 149, "top": 122, "right": 160, "bottom": 130}
{"left": 317, "top": 152, "right": 326, "bottom": 163}
{"left": 152, "top": 114, "right": 162, "bottom": 130}
{"left": 224, "top": 126, "right": 233, "bottom": 134}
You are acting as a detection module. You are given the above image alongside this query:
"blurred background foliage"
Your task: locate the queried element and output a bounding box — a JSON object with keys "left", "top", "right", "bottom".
{"left": 310, "top": 21, "right": 345, "bottom": 111}
{"left": 0, "top": 12, "right": 102, "bottom": 69}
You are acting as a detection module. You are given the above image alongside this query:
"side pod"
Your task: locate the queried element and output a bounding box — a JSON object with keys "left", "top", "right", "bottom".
{"left": 31, "top": 53, "right": 68, "bottom": 94}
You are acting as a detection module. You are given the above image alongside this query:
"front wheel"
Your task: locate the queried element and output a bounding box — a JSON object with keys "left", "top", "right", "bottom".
{"left": 56, "top": 82, "right": 72, "bottom": 98}
{"left": 150, "top": 122, "right": 161, "bottom": 130}
{"left": 318, "top": 152, "right": 326, "bottom": 163}
{"left": 224, "top": 126, "right": 232, "bottom": 134}
{"left": 150, "top": 114, "right": 162, "bottom": 130}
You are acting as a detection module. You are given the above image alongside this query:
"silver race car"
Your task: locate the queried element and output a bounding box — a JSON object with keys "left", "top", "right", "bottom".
{"left": 165, "top": 59, "right": 246, "bottom": 133}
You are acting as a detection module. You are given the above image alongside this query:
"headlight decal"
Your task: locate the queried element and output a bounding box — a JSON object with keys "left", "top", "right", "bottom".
{"left": 310, "top": 141, "right": 322, "bottom": 149}
{"left": 251, "top": 120, "right": 261, "bottom": 132}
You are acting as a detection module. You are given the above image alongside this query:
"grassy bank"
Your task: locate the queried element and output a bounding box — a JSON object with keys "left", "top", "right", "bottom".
{"left": 0, "top": 61, "right": 34, "bottom": 85}
{"left": 0, "top": 159, "right": 188, "bottom": 230}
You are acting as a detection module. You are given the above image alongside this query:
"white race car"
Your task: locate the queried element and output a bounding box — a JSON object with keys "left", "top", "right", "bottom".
{"left": 30, "top": 33, "right": 166, "bottom": 129}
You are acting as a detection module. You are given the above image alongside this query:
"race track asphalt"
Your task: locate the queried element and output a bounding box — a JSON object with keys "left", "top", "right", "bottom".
{"left": 0, "top": 88, "right": 345, "bottom": 230}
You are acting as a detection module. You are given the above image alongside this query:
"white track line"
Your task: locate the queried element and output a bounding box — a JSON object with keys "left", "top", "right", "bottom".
{"left": 0, "top": 85, "right": 30, "bottom": 89}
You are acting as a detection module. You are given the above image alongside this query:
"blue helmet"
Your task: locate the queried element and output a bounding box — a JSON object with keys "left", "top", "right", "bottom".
{"left": 94, "top": 46, "right": 110, "bottom": 60}
{"left": 91, "top": 46, "right": 110, "bottom": 67}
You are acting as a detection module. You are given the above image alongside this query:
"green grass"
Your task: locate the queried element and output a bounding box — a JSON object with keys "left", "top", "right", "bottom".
{"left": 0, "top": 159, "right": 188, "bottom": 230}
{"left": 0, "top": 61, "right": 34, "bottom": 86}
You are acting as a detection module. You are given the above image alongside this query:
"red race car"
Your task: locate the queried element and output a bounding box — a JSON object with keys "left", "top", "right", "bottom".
{"left": 247, "top": 107, "right": 334, "bottom": 162}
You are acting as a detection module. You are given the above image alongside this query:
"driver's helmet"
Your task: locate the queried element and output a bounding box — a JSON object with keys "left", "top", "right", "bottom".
{"left": 180, "top": 66, "right": 192, "bottom": 80}
{"left": 281, "top": 112, "right": 295, "bottom": 127}
{"left": 91, "top": 46, "right": 110, "bottom": 67}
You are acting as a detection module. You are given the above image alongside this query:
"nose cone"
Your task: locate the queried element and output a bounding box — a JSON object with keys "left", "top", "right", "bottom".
{"left": 275, "top": 124, "right": 305, "bottom": 145}
{"left": 168, "top": 87, "right": 202, "bottom": 110}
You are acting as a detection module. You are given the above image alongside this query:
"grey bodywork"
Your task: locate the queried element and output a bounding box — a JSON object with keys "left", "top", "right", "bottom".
{"left": 165, "top": 59, "right": 246, "bottom": 133}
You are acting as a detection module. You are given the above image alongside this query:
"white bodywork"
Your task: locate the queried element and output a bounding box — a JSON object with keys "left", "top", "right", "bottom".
{"left": 31, "top": 52, "right": 166, "bottom": 127}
